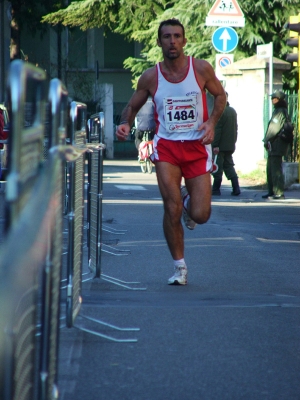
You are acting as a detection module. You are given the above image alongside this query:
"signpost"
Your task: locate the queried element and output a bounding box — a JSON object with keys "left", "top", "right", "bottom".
{"left": 206, "top": 0, "right": 245, "bottom": 27}
{"left": 212, "top": 27, "right": 239, "bottom": 53}
{"left": 206, "top": 0, "right": 244, "bottom": 82}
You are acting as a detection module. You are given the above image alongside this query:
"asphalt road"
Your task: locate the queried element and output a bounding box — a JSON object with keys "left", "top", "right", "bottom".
{"left": 56, "top": 160, "right": 300, "bottom": 400}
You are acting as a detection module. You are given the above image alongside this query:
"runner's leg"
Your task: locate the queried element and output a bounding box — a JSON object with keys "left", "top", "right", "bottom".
{"left": 155, "top": 161, "right": 184, "bottom": 260}
{"left": 185, "top": 172, "right": 212, "bottom": 224}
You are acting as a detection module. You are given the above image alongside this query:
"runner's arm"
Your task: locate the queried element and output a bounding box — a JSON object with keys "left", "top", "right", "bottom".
{"left": 116, "top": 70, "right": 154, "bottom": 141}
{"left": 194, "top": 60, "right": 226, "bottom": 144}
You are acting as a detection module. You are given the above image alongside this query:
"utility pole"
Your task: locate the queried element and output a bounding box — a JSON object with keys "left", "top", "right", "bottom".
{"left": 285, "top": 14, "right": 300, "bottom": 173}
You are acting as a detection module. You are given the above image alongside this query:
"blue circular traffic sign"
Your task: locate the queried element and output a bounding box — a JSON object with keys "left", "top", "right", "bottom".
{"left": 212, "top": 27, "right": 238, "bottom": 53}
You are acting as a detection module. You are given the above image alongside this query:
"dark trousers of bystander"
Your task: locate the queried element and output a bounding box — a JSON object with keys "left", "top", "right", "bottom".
{"left": 213, "top": 151, "right": 238, "bottom": 181}
{"left": 266, "top": 155, "right": 284, "bottom": 196}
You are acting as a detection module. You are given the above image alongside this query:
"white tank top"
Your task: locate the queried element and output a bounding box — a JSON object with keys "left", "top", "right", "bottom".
{"left": 153, "top": 56, "right": 209, "bottom": 141}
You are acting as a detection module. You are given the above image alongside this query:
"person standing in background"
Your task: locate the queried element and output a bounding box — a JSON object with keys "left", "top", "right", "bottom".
{"left": 262, "top": 90, "right": 289, "bottom": 200}
{"left": 211, "top": 92, "right": 240, "bottom": 196}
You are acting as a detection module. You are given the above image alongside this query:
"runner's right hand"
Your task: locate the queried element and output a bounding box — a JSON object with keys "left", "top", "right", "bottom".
{"left": 116, "top": 123, "right": 130, "bottom": 141}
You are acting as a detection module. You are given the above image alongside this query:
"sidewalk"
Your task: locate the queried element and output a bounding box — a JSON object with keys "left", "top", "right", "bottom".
{"left": 219, "top": 175, "right": 300, "bottom": 200}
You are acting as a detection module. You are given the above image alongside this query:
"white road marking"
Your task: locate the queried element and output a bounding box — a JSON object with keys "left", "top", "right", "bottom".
{"left": 115, "top": 185, "right": 146, "bottom": 191}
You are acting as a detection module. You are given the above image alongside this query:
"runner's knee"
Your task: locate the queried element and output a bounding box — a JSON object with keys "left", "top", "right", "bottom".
{"left": 164, "top": 199, "right": 182, "bottom": 221}
{"left": 191, "top": 206, "right": 211, "bottom": 224}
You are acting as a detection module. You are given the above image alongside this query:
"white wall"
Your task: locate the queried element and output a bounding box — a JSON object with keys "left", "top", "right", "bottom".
{"left": 221, "top": 56, "right": 290, "bottom": 174}
{"left": 224, "top": 70, "right": 265, "bottom": 173}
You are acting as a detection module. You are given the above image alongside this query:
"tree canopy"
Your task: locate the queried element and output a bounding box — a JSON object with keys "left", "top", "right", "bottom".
{"left": 41, "top": 0, "right": 171, "bottom": 33}
{"left": 41, "top": 0, "right": 300, "bottom": 88}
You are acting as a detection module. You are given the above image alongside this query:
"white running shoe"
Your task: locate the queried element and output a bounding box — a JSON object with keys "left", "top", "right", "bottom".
{"left": 180, "top": 186, "right": 197, "bottom": 230}
{"left": 168, "top": 265, "right": 188, "bottom": 285}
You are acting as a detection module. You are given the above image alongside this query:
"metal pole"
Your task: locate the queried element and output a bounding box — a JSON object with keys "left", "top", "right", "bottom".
{"left": 86, "top": 118, "right": 93, "bottom": 257}
{"left": 96, "top": 112, "right": 105, "bottom": 278}
{"left": 269, "top": 42, "right": 273, "bottom": 120}
{"left": 298, "top": 34, "right": 300, "bottom": 183}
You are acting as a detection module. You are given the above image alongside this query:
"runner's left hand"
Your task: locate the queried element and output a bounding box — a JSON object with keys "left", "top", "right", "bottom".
{"left": 197, "top": 121, "right": 214, "bottom": 145}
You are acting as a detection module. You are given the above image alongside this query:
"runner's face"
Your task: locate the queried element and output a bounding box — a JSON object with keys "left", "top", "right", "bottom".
{"left": 157, "top": 25, "right": 187, "bottom": 60}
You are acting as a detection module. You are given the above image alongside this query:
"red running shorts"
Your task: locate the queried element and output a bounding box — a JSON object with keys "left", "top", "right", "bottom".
{"left": 151, "top": 136, "right": 212, "bottom": 179}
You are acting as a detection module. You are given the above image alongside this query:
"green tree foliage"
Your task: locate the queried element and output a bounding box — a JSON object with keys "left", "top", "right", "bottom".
{"left": 42, "top": 0, "right": 300, "bottom": 88}
{"left": 41, "top": 0, "right": 171, "bottom": 34}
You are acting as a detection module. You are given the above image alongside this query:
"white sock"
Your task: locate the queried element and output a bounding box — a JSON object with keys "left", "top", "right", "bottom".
{"left": 174, "top": 259, "right": 187, "bottom": 268}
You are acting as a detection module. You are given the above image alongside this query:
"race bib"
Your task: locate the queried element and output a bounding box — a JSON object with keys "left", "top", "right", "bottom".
{"left": 163, "top": 96, "right": 198, "bottom": 133}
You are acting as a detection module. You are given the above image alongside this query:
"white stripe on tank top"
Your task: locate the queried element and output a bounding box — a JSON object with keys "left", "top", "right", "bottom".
{"left": 153, "top": 56, "right": 209, "bottom": 141}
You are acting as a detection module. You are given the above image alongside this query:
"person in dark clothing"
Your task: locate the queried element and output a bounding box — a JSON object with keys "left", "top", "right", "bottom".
{"left": 262, "top": 90, "right": 290, "bottom": 200}
{"left": 211, "top": 92, "right": 240, "bottom": 196}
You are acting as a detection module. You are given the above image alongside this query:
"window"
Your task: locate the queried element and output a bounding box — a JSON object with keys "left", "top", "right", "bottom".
{"left": 68, "top": 28, "right": 87, "bottom": 69}
{"left": 104, "top": 32, "right": 135, "bottom": 69}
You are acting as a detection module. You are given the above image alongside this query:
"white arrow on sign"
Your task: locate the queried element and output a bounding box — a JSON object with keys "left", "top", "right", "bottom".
{"left": 219, "top": 28, "right": 231, "bottom": 52}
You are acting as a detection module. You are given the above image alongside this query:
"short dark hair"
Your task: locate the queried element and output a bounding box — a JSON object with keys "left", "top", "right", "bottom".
{"left": 157, "top": 19, "right": 185, "bottom": 41}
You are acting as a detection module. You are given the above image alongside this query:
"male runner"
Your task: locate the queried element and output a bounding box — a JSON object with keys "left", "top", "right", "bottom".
{"left": 116, "top": 18, "right": 226, "bottom": 285}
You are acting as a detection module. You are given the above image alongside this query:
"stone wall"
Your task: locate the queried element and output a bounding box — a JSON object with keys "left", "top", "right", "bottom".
{"left": 283, "top": 162, "right": 299, "bottom": 188}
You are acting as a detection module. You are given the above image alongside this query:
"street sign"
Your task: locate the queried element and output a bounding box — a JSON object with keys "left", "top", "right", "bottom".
{"left": 217, "top": 54, "right": 234, "bottom": 67}
{"left": 257, "top": 43, "right": 273, "bottom": 58}
{"left": 212, "top": 27, "right": 238, "bottom": 53}
{"left": 215, "top": 54, "right": 234, "bottom": 80}
{"left": 206, "top": 0, "right": 245, "bottom": 27}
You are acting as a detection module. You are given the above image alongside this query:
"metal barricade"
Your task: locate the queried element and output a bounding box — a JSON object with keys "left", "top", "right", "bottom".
{"left": 65, "top": 101, "right": 87, "bottom": 328}
{"left": 86, "top": 112, "right": 105, "bottom": 278}
{"left": 71, "top": 111, "right": 141, "bottom": 340}
{"left": 0, "top": 60, "right": 141, "bottom": 400}
{"left": 5, "top": 60, "right": 48, "bottom": 226}
{"left": 0, "top": 60, "right": 68, "bottom": 400}
{"left": 39, "top": 79, "right": 68, "bottom": 400}
{"left": 0, "top": 155, "right": 64, "bottom": 400}
{"left": 86, "top": 113, "right": 145, "bottom": 291}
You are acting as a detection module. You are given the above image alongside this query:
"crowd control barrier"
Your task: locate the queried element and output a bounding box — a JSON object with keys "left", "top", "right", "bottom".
{"left": 86, "top": 114, "right": 145, "bottom": 291}
{"left": 0, "top": 60, "right": 143, "bottom": 400}
{"left": 5, "top": 61, "right": 48, "bottom": 226}
{"left": 86, "top": 112, "right": 106, "bottom": 278}
{"left": 65, "top": 101, "right": 87, "bottom": 328}
{"left": 41, "top": 78, "right": 69, "bottom": 400}
{"left": 0, "top": 60, "right": 68, "bottom": 400}
{"left": 67, "top": 108, "right": 140, "bottom": 340}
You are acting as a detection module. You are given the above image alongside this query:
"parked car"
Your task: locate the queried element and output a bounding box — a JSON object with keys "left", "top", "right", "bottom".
{"left": 0, "top": 104, "right": 9, "bottom": 180}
